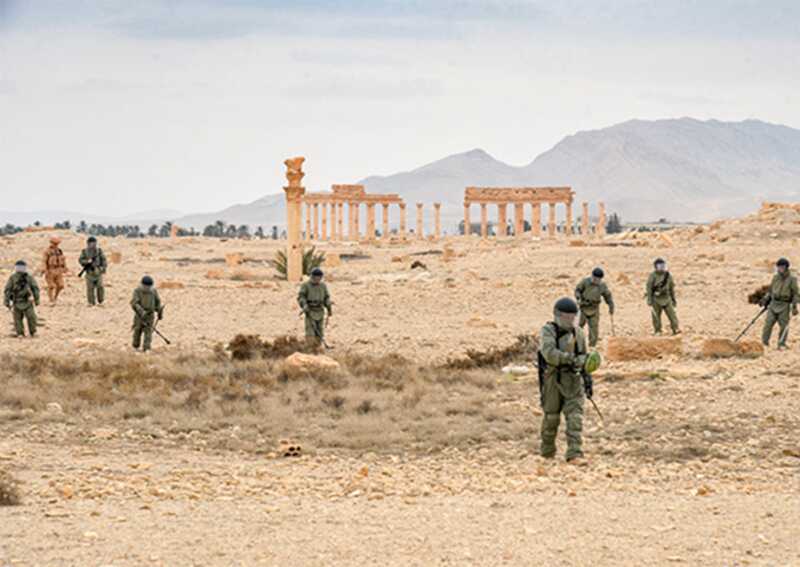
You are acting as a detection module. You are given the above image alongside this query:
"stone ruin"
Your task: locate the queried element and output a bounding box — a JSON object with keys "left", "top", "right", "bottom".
{"left": 463, "top": 187, "right": 606, "bottom": 238}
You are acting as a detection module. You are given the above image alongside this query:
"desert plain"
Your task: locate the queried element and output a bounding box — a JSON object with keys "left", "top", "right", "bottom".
{"left": 1, "top": 204, "right": 800, "bottom": 566}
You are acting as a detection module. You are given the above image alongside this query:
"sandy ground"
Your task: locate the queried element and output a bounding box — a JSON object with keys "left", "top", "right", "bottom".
{"left": 2, "top": 214, "right": 800, "bottom": 565}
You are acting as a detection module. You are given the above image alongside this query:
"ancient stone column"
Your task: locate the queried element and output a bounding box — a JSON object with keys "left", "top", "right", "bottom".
{"left": 480, "top": 204, "right": 488, "bottom": 238}
{"left": 305, "top": 203, "right": 312, "bottom": 241}
{"left": 283, "top": 157, "right": 306, "bottom": 283}
{"left": 532, "top": 203, "right": 542, "bottom": 237}
{"left": 416, "top": 203, "right": 424, "bottom": 239}
{"left": 348, "top": 202, "right": 358, "bottom": 241}
{"left": 399, "top": 203, "right": 407, "bottom": 238}
{"left": 366, "top": 203, "right": 376, "bottom": 241}
{"left": 321, "top": 203, "right": 328, "bottom": 240}
{"left": 514, "top": 202, "right": 524, "bottom": 238}
{"left": 497, "top": 203, "right": 507, "bottom": 237}
{"left": 565, "top": 201, "right": 573, "bottom": 236}
{"left": 354, "top": 202, "right": 361, "bottom": 239}
{"left": 598, "top": 202, "right": 607, "bottom": 236}
{"left": 337, "top": 203, "right": 344, "bottom": 240}
{"left": 330, "top": 202, "right": 337, "bottom": 241}
{"left": 463, "top": 203, "right": 471, "bottom": 236}
{"left": 548, "top": 203, "right": 556, "bottom": 237}
{"left": 382, "top": 203, "right": 390, "bottom": 239}
{"left": 433, "top": 203, "right": 441, "bottom": 239}
{"left": 313, "top": 203, "right": 320, "bottom": 240}
{"left": 581, "top": 202, "right": 589, "bottom": 235}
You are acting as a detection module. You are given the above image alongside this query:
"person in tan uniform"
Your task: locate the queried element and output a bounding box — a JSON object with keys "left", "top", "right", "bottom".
{"left": 42, "top": 236, "right": 67, "bottom": 304}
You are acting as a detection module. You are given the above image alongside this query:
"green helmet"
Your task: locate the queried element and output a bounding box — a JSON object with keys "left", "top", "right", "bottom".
{"left": 584, "top": 351, "right": 602, "bottom": 374}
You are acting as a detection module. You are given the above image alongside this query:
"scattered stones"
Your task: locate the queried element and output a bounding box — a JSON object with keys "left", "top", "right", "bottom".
{"left": 283, "top": 352, "right": 341, "bottom": 376}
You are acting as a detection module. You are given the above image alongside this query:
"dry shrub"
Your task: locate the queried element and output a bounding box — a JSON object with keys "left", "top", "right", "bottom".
{"left": 748, "top": 284, "right": 770, "bottom": 305}
{"left": 0, "top": 469, "right": 22, "bottom": 506}
{"left": 443, "top": 334, "right": 538, "bottom": 369}
{"left": 228, "top": 334, "right": 314, "bottom": 360}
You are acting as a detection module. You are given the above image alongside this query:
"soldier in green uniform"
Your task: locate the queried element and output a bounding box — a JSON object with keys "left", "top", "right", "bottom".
{"left": 130, "top": 275, "right": 164, "bottom": 352}
{"left": 760, "top": 257, "right": 799, "bottom": 349}
{"left": 78, "top": 236, "right": 108, "bottom": 306}
{"left": 3, "top": 260, "right": 40, "bottom": 338}
{"left": 646, "top": 258, "right": 680, "bottom": 335}
{"left": 537, "top": 297, "right": 589, "bottom": 465}
{"left": 575, "top": 267, "right": 614, "bottom": 347}
{"left": 297, "top": 268, "right": 332, "bottom": 348}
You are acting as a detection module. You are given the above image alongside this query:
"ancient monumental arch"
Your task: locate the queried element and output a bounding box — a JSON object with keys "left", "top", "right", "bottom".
{"left": 302, "top": 184, "right": 405, "bottom": 242}
{"left": 283, "top": 157, "right": 306, "bottom": 283}
{"left": 463, "top": 187, "right": 606, "bottom": 238}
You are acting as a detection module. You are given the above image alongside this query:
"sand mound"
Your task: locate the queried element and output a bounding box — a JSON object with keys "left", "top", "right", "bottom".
{"left": 700, "top": 338, "right": 763, "bottom": 359}
{"left": 606, "top": 336, "right": 682, "bottom": 361}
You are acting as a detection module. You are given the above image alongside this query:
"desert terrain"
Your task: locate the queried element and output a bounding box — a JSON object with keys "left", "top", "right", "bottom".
{"left": 2, "top": 204, "right": 800, "bottom": 566}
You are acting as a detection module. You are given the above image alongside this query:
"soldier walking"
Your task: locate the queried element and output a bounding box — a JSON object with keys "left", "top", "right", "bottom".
{"left": 78, "top": 236, "right": 107, "bottom": 306}
{"left": 297, "top": 267, "right": 332, "bottom": 348}
{"left": 646, "top": 258, "right": 680, "bottom": 335}
{"left": 3, "top": 260, "right": 41, "bottom": 338}
{"left": 537, "top": 297, "right": 589, "bottom": 466}
{"left": 42, "top": 236, "right": 67, "bottom": 304}
{"left": 760, "top": 257, "right": 798, "bottom": 349}
{"left": 130, "top": 275, "right": 164, "bottom": 352}
{"left": 575, "top": 267, "right": 614, "bottom": 347}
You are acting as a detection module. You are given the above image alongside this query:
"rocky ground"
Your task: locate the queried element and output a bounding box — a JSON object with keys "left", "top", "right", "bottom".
{"left": 2, "top": 209, "right": 800, "bottom": 565}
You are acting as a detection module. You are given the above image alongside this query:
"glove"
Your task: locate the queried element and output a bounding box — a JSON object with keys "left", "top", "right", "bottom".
{"left": 609, "top": 307, "right": 615, "bottom": 316}
{"left": 574, "top": 354, "right": 588, "bottom": 370}
{"left": 582, "top": 373, "right": 594, "bottom": 399}
{"left": 35, "top": 300, "right": 40, "bottom": 307}
{"left": 647, "top": 299, "right": 653, "bottom": 307}
{"left": 672, "top": 300, "right": 677, "bottom": 308}
{"left": 759, "top": 297, "right": 769, "bottom": 307}
{"left": 158, "top": 312, "right": 164, "bottom": 321}
{"left": 793, "top": 306, "right": 798, "bottom": 317}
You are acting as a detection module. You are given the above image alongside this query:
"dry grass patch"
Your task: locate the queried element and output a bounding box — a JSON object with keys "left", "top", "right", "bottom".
{"left": 0, "top": 349, "right": 527, "bottom": 455}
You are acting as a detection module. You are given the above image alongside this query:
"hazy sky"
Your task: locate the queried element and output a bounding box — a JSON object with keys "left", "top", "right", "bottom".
{"left": 2, "top": 0, "right": 799, "bottom": 216}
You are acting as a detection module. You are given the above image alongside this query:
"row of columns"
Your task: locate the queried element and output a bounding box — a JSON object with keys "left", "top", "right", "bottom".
{"left": 303, "top": 201, "right": 443, "bottom": 241}
{"left": 463, "top": 201, "right": 606, "bottom": 238}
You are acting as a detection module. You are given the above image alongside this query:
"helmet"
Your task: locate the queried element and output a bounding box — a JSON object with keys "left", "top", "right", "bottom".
{"left": 592, "top": 267, "right": 604, "bottom": 278}
{"left": 310, "top": 268, "right": 324, "bottom": 277}
{"left": 777, "top": 258, "right": 790, "bottom": 268}
{"left": 14, "top": 260, "right": 26, "bottom": 267}
{"left": 87, "top": 236, "right": 97, "bottom": 244}
{"left": 50, "top": 236, "right": 61, "bottom": 245}
{"left": 654, "top": 257, "right": 666, "bottom": 267}
{"left": 584, "top": 351, "right": 602, "bottom": 374}
{"left": 141, "top": 275, "right": 154, "bottom": 286}
{"left": 554, "top": 297, "right": 578, "bottom": 314}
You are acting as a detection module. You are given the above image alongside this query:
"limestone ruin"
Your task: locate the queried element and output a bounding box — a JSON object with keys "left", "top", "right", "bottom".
{"left": 283, "top": 156, "right": 306, "bottom": 282}
{"left": 463, "top": 187, "right": 606, "bottom": 237}
{"left": 302, "top": 184, "right": 406, "bottom": 242}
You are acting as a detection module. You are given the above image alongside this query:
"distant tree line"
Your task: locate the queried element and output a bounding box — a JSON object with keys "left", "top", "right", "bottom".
{"left": 1, "top": 219, "right": 285, "bottom": 240}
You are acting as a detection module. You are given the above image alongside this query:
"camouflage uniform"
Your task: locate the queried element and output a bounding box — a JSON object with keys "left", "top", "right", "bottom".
{"left": 79, "top": 246, "right": 107, "bottom": 305}
{"left": 297, "top": 280, "right": 332, "bottom": 346}
{"left": 575, "top": 277, "right": 614, "bottom": 346}
{"left": 646, "top": 271, "right": 679, "bottom": 334}
{"left": 761, "top": 271, "right": 799, "bottom": 348}
{"left": 42, "top": 242, "right": 67, "bottom": 303}
{"left": 130, "top": 285, "right": 164, "bottom": 351}
{"left": 538, "top": 322, "right": 588, "bottom": 461}
{"left": 4, "top": 272, "right": 40, "bottom": 337}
